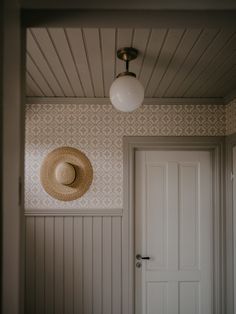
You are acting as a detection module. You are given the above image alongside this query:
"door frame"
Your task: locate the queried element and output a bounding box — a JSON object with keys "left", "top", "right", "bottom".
{"left": 123, "top": 136, "right": 225, "bottom": 314}
{"left": 226, "top": 133, "right": 236, "bottom": 314}
{"left": 1, "top": 1, "right": 26, "bottom": 312}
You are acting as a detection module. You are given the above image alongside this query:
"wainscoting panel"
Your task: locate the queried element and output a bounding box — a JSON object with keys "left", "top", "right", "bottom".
{"left": 25, "top": 216, "right": 122, "bottom": 314}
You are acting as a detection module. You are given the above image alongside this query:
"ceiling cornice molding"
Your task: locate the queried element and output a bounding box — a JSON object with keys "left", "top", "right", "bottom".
{"left": 26, "top": 97, "right": 226, "bottom": 105}
{"left": 22, "top": 9, "right": 236, "bottom": 28}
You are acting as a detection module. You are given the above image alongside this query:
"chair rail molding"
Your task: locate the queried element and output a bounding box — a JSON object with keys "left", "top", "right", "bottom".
{"left": 24, "top": 208, "right": 123, "bottom": 216}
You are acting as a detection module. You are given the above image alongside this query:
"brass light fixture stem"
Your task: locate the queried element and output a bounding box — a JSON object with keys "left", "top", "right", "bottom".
{"left": 116, "top": 47, "right": 139, "bottom": 79}
{"left": 126, "top": 60, "right": 129, "bottom": 72}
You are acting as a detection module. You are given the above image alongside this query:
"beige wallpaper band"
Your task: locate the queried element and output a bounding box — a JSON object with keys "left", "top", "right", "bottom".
{"left": 226, "top": 99, "right": 236, "bottom": 135}
{"left": 25, "top": 103, "right": 230, "bottom": 210}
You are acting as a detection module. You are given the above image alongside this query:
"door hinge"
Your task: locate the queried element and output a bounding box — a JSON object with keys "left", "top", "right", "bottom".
{"left": 18, "top": 176, "right": 22, "bottom": 206}
{"left": 231, "top": 172, "right": 235, "bottom": 181}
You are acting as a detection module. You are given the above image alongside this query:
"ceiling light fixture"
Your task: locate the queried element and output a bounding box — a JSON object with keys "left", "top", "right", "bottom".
{"left": 109, "top": 47, "right": 144, "bottom": 112}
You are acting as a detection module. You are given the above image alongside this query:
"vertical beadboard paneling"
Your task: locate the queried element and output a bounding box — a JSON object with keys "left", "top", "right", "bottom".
{"left": 35, "top": 217, "right": 45, "bottom": 314}
{"left": 64, "top": 217, "right": 74, "bottom": 314}
{"left": 83, "top": 217, "right": 93, "bottom": 314}
{"left": 93, "top": 217, "right": 103, "bottom": 314}
{"left": 45, "top": 217, "right": 54, "bottom": 314}
{"left": 102, "top": 217, "right": 112, "bottom": 314}
{"left": 25, "top": 215, "right": 122, "bottom": 314}
{"left": 25, "top": 217, "right": 35, "bottom": 314}
{"left": 73, "top": 217, "right": 83, "bottom": 313}
{"left": 54, "top": 217, "right": 64, "bottom": 314}
{"left": 112, "top": 217, "right": 122, "bottom": 314}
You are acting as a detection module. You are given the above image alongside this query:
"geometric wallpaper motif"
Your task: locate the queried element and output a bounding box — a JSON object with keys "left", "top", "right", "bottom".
{"left": 25, "top": 103, "right": 226, "bottom": 210}
{"left": 226, "top": 100, "right": 236, "bottom": 135}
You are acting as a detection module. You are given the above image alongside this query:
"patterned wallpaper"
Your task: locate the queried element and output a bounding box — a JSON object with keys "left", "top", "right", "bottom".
{"left": 25, "top": 103, "right": 226, "bottom": 210}
{"left": 226, "top": 100, "right": 236, "bottom": 135}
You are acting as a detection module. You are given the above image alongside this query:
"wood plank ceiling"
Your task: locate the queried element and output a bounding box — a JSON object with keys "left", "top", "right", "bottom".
{"left": 26, "top": 28, "right": 236, "bottom": 100}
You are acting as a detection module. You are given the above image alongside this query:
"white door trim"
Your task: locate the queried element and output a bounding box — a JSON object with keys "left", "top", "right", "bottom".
{"left": 226, "top": 133, "right": 236, "bottom": 314}
{"left": 123, "top": 136, "right": 225, "bottom": 314}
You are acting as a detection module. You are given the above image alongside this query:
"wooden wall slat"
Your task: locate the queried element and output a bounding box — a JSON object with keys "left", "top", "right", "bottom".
{"left": 54, "top": 217, "right": 64, "bottom": 314}
{"left": 112, "top": 217, "right": 122, "bottom": 314}
{"left": 73, "top": 217, "right": 83, "bottom": 313}
{"left": 25, "top": 217, "right": 35, "bottom": 314}
{"left": 93, "top": 217, "right": 103, "bottom": 314}
{"left": 83, "top": 217, "right": 93, "bottom": 314}
{"left": 35, "top": 217, "right": 45, "bottom": 314}
{"left": 45, "top": 217, "right": 54, "bottom": 314}
{"left": 64, "top": 217, "right": 74, "bottom": 314}
{"left": 102, "top": 217, "right": 112, "bottom": 314}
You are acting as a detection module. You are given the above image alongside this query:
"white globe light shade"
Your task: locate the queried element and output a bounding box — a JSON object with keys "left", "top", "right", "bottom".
{"left": 109, "top": 75, "right": 144, "bottom": 112}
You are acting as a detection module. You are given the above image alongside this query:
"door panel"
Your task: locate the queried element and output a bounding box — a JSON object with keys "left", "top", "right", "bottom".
{"left": 135, "top": 151, "right": 212, "bottom": 314}
{"left": 179, "top": 282, "right": 199, "bottom": 314}
{"left": 179, "top": 163, "right": 199, "bottom": 270}
{"left": 146, "top": 163, "right": 168, "bottom": 271}
{"left": 147, "top": 282, "right": 168, "bottom": 314}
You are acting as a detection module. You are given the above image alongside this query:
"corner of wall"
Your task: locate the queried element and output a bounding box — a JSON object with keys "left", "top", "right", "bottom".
{"left": 226, "top": 99, "right": 236, "bottom": 135}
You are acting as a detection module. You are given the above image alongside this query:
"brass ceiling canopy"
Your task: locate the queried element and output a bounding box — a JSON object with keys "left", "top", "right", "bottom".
{"left": 117, "top": 47, "right": 138, "bottom": 62}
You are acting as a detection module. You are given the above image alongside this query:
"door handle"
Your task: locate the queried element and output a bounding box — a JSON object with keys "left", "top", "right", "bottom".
{"left": 136, "top": 254, "right": 150, "bottom": 260}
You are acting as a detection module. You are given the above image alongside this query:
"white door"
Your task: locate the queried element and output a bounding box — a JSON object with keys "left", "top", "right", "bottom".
{"left": 135, "top": 150, "right": 212, "bottom": 314}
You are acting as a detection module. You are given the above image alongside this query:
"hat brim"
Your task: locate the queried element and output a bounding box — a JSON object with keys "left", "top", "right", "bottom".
{"left": 40, "top": 147, "right": 93, "bottom": 201}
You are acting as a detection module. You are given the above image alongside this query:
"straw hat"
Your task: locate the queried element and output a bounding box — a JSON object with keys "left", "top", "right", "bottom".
{"left": 40, "top": 147, "right": 93, "bottom": 201}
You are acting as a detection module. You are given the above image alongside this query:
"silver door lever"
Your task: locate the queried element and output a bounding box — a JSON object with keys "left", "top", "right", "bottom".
{"left": 136, "top": 254, "right": 150, "bottom": 260}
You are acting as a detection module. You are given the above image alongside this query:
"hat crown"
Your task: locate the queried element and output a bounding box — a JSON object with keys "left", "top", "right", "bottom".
{"left": 55, "top": 162, "right": 76, "bottom": 185}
